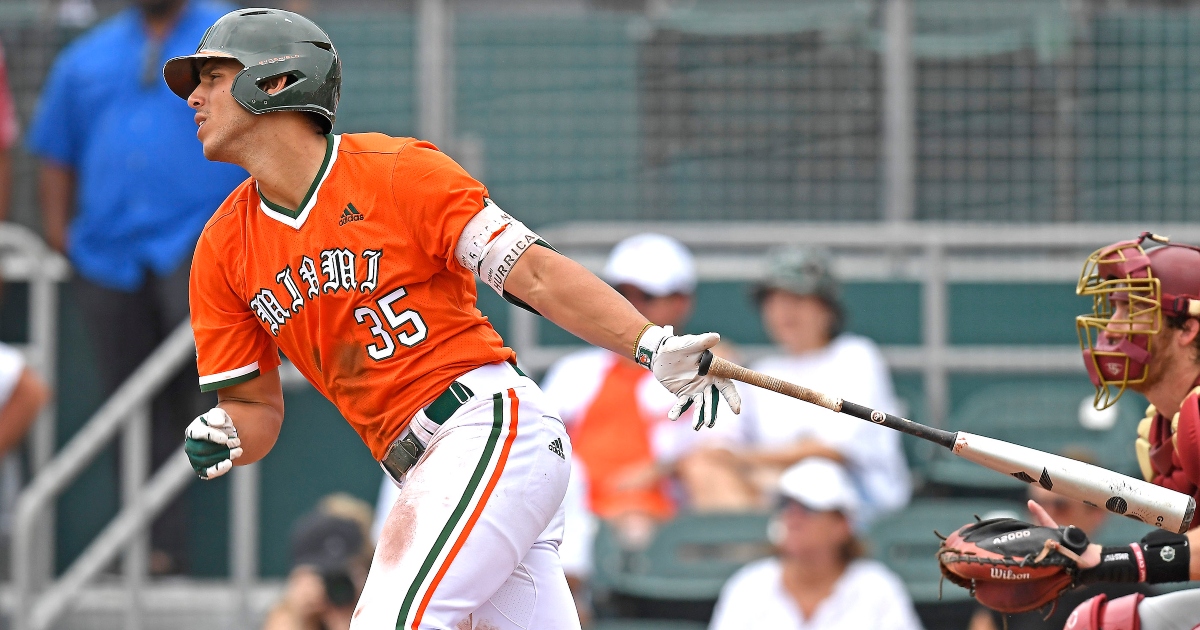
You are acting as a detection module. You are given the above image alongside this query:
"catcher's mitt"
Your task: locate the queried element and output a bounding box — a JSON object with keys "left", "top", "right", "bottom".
{"left": 937, "top": 517, "right": 1091, "bottom": 613}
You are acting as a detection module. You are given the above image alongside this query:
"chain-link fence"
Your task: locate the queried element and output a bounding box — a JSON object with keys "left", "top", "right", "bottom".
{"left": 2, "top": 0, "right": 1200, "bottom": 229}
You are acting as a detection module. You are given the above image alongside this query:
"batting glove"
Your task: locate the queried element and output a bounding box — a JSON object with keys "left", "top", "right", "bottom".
{"left": 184, "top": 408, "right": 243, "bottom": 479}
{"left": 635, "top": 325, "right": 742, "bottom": 430}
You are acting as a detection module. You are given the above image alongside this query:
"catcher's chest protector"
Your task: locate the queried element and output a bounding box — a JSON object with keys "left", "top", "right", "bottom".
{"left": 1064, "top": 593, "right": 1143, "bottom": 630}
{"left": 1140, "top": 386, "right": 1200, "bottom": 518}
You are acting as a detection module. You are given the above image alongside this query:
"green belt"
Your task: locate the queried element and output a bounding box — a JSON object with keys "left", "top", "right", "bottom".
{"left": 425, "top": 381, "right": 475, "bottom": 425}
{"left": 380, "top": 363, "right": 527, "bottom": 482}
{"left": 425, "top": 363, "right": 526, "bottom": 424}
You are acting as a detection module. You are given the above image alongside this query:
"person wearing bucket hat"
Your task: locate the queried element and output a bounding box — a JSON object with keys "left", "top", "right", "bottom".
{"left": 709, "top": 458, "right": 921, "bottom": 630}
{"left": 693, "top": 246, "right": 910, "bottom": 524}
{"left": 752, "top": 245, "right": 845, "bottom": 343}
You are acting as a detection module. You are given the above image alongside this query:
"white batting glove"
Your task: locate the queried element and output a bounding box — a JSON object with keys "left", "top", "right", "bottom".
{"left": 183, "top": 408, "right": 243, "bottom": 479}
{"left": 635, "top": 325, "right": 742, "bottom": 430}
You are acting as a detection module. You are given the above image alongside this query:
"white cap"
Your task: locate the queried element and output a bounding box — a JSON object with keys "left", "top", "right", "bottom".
{"left": 777, "top": 458, "right": 861, "bottom": 520}
{"left": 603, "top": 233, "right": 697, "bottom": 297}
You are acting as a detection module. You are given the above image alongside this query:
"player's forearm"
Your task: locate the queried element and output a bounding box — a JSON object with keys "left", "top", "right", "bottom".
{"left": 505, "top": 246, "right": 650, "bottom": 359}
{"left": 216, "top": 398, "right": 282, "bottom": 465}
{"left": 37, "top": 161, "right": 74, "bottom": 253}
{"left": 214, "top": 369, "right": 285, "bottom": 465}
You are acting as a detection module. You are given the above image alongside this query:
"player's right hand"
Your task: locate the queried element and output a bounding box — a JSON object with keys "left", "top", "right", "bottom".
{"left": 635, "top": 325, "right": 742, "bottom": 430}
{"left": 184, "top": 407, "right": 243, "bottom": 479}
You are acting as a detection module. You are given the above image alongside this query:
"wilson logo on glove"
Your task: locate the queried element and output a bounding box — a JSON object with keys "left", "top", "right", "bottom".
{"left": 989, "top": 567, "right": 1032, "bottom": 581}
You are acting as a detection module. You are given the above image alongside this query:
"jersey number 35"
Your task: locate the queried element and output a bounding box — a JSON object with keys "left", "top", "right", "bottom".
{"left": 354, "top": 286, "right": 428, "bottom": 360}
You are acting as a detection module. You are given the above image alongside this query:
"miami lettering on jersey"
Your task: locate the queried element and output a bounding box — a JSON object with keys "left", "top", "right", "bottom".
{"left": 249, "top": 248, "right": 385, "bottom": 335}
{"left": 190, "top": 133, "right": 516, "bottom": 459}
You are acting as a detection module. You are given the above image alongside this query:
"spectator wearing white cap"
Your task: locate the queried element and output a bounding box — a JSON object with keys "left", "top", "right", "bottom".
{"left": 709, "top": 458, "right": 922, "bottom": 630}
{"left": 539, "top": 233, "right": 742, "bottom": 620}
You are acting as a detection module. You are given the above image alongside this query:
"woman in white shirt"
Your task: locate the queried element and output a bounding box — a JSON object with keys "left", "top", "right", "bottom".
{"left": 709, "top": 458, "right": 923, "bottom": 630}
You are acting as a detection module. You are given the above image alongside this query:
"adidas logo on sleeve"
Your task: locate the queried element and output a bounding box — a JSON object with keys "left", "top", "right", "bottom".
{"left": 548, "top": 438, "right": 564, "bottom": 460}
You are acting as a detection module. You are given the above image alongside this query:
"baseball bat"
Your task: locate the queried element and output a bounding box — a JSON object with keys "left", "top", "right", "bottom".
{"left": 697, "top": 350, "right": 1196, "bottom": 533}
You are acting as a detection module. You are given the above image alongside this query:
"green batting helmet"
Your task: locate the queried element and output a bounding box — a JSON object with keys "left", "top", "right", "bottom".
{"left": 163, "top": 8, "right": 340, "bottom": 133}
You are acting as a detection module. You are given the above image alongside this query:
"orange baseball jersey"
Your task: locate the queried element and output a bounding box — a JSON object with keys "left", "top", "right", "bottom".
{"left": 190, "top": 133, "right": 516, "bottom": 459}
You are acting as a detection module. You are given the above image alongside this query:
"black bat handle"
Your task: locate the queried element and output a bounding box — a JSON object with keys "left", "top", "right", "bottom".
{"left": 839, "top": 400, "right": 958, "bottom": 450}
{"left": 699, "top": 349, "right": 957, "bottom": 450}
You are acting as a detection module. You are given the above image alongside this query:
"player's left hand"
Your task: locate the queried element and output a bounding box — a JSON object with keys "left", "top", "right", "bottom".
{"left": 937, "top": 515, "right": 1091, "bottom": 613}
{"left": 1027, "top": 499, "right": 1102, "bottom": 569}
{"left": 184, "top": 407, "right": 243, "bottom": 479}
{"left": 636, "top": 325, "right": 742, "bottom": 430}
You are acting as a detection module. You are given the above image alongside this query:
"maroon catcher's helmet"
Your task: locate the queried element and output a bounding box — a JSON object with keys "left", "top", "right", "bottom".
{"left": 1076, "top": 232, "right": 1200, "bottom": 408}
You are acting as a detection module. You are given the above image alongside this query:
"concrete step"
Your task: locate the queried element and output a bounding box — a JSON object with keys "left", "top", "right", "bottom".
{"left": 0, "top": 579, "right": 285, "bottom": 630}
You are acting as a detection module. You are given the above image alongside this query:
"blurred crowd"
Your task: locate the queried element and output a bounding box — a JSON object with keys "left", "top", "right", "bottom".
{"left": 539, "top": 232, "right": 921, "bottom": 629}
{"left": 0, "top": 1, "right": 1163, "bottom": 629}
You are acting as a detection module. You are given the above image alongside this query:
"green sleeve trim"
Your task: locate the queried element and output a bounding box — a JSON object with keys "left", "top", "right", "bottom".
{"left": 199, "top": 368, "right": 261, "bottom": 392}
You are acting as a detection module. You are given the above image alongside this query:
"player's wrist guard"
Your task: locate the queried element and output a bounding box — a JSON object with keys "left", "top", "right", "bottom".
{"left": 1079, "top": 529, "right": 1190, "bottom": 584}
{"left": 633, "top": 324, "right": 670, "bottom": 369}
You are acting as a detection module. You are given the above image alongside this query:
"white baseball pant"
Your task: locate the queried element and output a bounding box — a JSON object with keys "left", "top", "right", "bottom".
{"left": 352, "top": 363, "right": 581, "bottom": 630}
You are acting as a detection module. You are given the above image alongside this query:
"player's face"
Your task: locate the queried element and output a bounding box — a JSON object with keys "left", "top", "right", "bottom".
{"left": 1103, "top": 298, "right": 1188, "bottom": 393}
{"left": 188, "top": 59, "right": 256, "bottom": 163}
{"left": 1102, "top": 299, "right": 1155, "bottom": 339}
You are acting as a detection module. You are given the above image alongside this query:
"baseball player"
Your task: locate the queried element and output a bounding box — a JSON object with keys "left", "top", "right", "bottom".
{"left": 940, "top": 233, "right": 1200, "bottom": 627}
{"left": 162, "top": 8, "right": 740, "bottom": 630}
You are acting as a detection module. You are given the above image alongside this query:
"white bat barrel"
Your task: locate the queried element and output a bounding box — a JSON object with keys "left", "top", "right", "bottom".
{"left": 953, "top": 432, "right": 1196, "bottom": 534}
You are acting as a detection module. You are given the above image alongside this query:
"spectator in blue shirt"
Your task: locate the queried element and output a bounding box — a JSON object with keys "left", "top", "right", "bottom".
{"left": 26, "top": 0, "right": 246, "bottom": 575}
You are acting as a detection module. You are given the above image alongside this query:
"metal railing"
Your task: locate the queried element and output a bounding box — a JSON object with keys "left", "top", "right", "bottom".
{"left": 519, "top": 221, "right": 1200, "bottom": 427}
{"left": 10, "top": 322, "right": 262, "bottom": 630}
{"left": 0, "top": 224, "right": 68, "bottom": 605}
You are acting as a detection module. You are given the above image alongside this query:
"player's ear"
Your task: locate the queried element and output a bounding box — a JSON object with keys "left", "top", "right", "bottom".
{"left": 260, "top": 75, "right": 290, "bottom": 95}
{"left": 1181, "top": 317, "right": 1200, "bottom": 351}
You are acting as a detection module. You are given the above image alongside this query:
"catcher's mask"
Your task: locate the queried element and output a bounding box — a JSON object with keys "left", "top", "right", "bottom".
{"left": 1076, "top": 232, "right": 1200, "bottom": 409}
